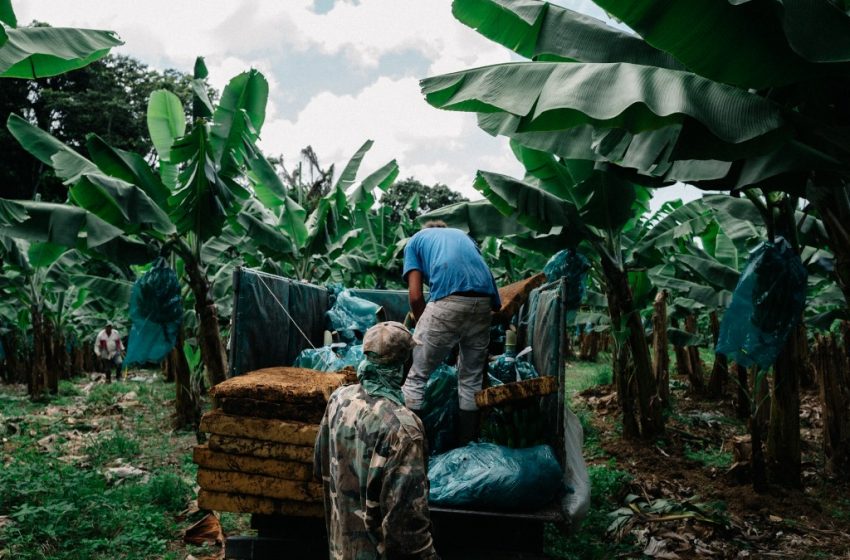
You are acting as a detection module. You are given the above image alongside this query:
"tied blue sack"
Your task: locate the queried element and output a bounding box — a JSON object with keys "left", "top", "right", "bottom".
{"left": 488, "top": 346, "right": 539, "bottom": 384}
{"left": 124, "top": 258, "right": 182, "bottom": 367}
{"left": 543, "top": 249, "right": 590, "bottom": 310}
{"left": 293, "top": 344, "right": 365, "bottom": 371}
{"left": 326, "top": 289, "right": 381, "bottom": 344}
{"left": 428, "top": 442, "right": 563, "bottom": 510}
{"left": 716, "top": 238, "right": 807, "bottom": 370}
{"left": 420, "top": 364, "right": 459, "bottom": 456}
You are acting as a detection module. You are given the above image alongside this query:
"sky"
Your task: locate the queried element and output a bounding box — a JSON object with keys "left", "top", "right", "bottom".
{"left": 17, "top": 0, "right": 699, "bottom": 210}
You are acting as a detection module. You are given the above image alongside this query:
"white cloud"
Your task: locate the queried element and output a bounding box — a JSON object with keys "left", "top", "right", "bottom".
{"left": 260, "top": 76, "right": 523, "bottom": 198}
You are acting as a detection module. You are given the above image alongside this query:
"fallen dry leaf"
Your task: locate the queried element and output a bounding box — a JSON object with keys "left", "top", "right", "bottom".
{"left": 183, "top": 512, "right": 225, "bottom": 547}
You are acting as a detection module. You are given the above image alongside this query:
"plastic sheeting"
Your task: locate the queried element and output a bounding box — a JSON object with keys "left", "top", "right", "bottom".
{"left": 428, "top": 443, "right": 563, "bottom": 510}
{"left": 716, "top": 238, "right": 807, "bottom": 370}
{"left": 293, "top": 344, "right": 365, "bottom": 372}
{"left": 229, "top": 268, "right": 329, "bottom": 377}
{"left": 518, "top": 279, "right": 591, "bottom": 528}
{"left": 542, "top": 249, "right": 590, "bottom": 310}
{"left": 420, "top": 364, "right": 459, "bottom": 456}
{"left": 326, "top": 288, "right": 381, "bottom": 344}
{"left": 488, "top": 346, "right": 539, "bottom": 384}
{"left": 124, "top": 258, "right": 182, "bottom": 367}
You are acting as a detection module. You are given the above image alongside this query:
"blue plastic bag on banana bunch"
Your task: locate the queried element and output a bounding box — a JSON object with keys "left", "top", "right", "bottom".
{"left": 420, "top": 364, "right": 460, "bottom": 456}
{"left": 488, "top": 346, "right": 540, "bottom": 384}
{"left": 326, "top": 288, "right": 381, "bottom": 344}
{"left": 716, "top": 237, "right": 807, "bottom": 369}
{"left": 293, "top": 343, "right": 347, "bottom": 371}
{"left": 543, "top": 248, "right": 590, "bottom": 310}
{"left": 428, "top": 442, "right": 563, "bottom": 510}
{"left": 124, "top": 258, "right": 182, "bottom": 367}
{"left": 294, "top": 343, "right": 365, "bottom": 371}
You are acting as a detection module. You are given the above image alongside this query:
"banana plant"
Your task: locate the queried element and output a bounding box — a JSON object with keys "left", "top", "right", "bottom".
{"left": 2, "top": 57, "right": 282, "bottom": 386}
{"left": 425, "top": 0, "right": 850, "bottom": 311}
{"left": 0, "top": 0, "right": 122, "bottom": 79}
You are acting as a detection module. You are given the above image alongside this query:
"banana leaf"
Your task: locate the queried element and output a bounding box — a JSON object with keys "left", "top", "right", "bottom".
{"left": 421, "top": 62, "right": 786, "bottom": 147}
{"left": 0, "top": 26, "right": 122, "bottom": 79}
{"left": 592, "top": 0, "right": 850, "bottom": 88}
{"left": 452, "top": 0, "right": 682, "bottom": 69}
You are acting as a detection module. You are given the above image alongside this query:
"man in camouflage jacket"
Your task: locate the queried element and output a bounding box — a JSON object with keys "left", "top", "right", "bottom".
{"left": 315, "top": 321, "right": 439, "bottom": 560}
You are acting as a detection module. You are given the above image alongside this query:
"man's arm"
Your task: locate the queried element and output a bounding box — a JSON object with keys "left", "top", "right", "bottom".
{"left": 407, "top": 270, "right": 426, "bottom": 322}
{"left": 378, "top": 433, "right": 439, "bottom": 560}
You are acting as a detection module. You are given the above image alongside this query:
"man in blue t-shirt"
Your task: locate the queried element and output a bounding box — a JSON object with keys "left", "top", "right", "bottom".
{"left": 401, "top": 220, "right": 501, "bottom": 445}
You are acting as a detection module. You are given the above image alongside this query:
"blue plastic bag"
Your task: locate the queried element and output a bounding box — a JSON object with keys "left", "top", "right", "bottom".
{"left": 716, "top": 238, "right": 807, "bottom": 369}
{"left": 293, "top": 344, "right": 365, "bottom": 371}
{"left": 543, "top": 249, "right": 590, "bottom": 309}
{"left": 326, "top": 289, "right": 381, "bottom": 344}
{"left": 293, "top": 345, "right": 345, "bottom": 371}
{"left": 488, "top": 346, "right": 539, "bottom": 384}
{"left": 420, "top": 364, "right": 459, "bottom": 456}
{"left": 124, "top": 258, "right": 182, "bottom": 367}
{"left": 428, "top": 442, "right": 563, "bottom": 510}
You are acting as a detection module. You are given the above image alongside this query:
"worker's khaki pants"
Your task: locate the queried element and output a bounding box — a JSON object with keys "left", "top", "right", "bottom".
{"left": 402, "top": 295, "right": 491, "bottom": 411}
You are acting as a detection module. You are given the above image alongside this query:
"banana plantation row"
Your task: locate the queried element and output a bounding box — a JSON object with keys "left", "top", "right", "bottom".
{"left": 1, "top": 0, "right": 849, "bottom": 498}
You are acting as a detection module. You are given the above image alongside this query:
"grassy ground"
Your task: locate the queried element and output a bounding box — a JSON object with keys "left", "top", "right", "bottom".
{"left": 0, "top": 373, "right": 249, "bottom": 560}
{"left": 545, "top": 353, "right": 637, "bottom": 559}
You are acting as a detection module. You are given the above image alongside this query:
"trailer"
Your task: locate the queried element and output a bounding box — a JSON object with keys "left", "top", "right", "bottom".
{"left": 219, "top": 267, "right": 590, "bottom": 559}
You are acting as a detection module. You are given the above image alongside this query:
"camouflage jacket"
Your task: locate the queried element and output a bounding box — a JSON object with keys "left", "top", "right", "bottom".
{"left": 315, "top": 383, "right": 439, "bottom": 560}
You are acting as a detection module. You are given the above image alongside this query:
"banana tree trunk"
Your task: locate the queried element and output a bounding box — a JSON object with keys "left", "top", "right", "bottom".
{"left": 684, "top": 315, "right": 704, "bottom": 394}
{"left": 601, "top": 256, "right": 664, "bottom": 439}
{"left": 44, "top": 319, "right": 58, "bottom": 394}
{"left": 181, "top": 250, "right": 228, "bottom": 387}
{"left": 651, "top": 290, "right": 670, "bottom": 407}
{"left": 814, "top": 327, "right": 850, "bottom": 477}
{"left": 171, "top": 329, "right": 201, "bottom": 431}
{"left": 707, "top": 311, "right": 727, "bottom": 398}
{"left": 30, "top": 306, "right": 48, "bottom": 399}
{"left": 670, "top": 316, "right": 691, "bottom": 379}
{"left": 2, "top": 334, "right": 21, "bottom": 383}
{"left": 735, "top": 363, "right": 749, "bottom": 420}
{"left": 766, "top": 325, "right": 803, "bottom": 488}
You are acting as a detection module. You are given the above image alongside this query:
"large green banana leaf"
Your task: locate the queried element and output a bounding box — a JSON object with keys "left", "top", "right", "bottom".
{"left": 0, "top": 26, "right": 122, "bottom": 79}
{"left": 482, "top": 114, "right": 737, "bottom": 183}
{"left": 419, "top": 199, "right": 531, "bottom": 237}
{"left": 473, "top": 170, "right": 573, "bottom": 233}
{"left": 86, "top": 134, "right": 171, "bottom": 208}
{"left": 7, "top": 113, "right": 99, "bottom": 182}
{"left": 452, "top": 0, "right": 681, "bottom": 69}
{"left": 348, "top": 160, "right": 399, "bottom": 210}
{"left": 169, "top": 126, "right": 249, "bottom": 240}
{"left": 592, "top": 0, "right": 850, "bottom": 89}
{"left": 71, "top": 274, "right": 133, "bottom": 305}
{"left": 1, "top": 0, "right": 15, "bottom": 28}
{"left": 1, "top": 200, "right": 152, "bottom": 263}
{"left": 211, "top": 70, "right": 268, "bottom": 173}
{"left": 147, "top": 90, "right": 186, "bottom": 164}
{"left": 422, "top": 62, "right": 786, "bottom": 147}
{"left": 247, "top": 153, "right": 308, "bottom": 247}
{"left": 69, "top": 173, "right": 174, "bottom": 235}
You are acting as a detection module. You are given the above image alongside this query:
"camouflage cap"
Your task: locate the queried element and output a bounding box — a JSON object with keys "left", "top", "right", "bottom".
{"left": 363, "top": 321, "right": 417, "bottom": 365}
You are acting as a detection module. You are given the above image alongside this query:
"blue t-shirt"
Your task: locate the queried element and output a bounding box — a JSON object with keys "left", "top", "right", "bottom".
{"left": 403, "top": 228, "right": 501, "bottom": 309}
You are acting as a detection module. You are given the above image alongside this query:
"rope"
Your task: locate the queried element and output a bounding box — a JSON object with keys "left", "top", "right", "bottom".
{"left": 253, "top": 271, "right": 317, "bottom": 350}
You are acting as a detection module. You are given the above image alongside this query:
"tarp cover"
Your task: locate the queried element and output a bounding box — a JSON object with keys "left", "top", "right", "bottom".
{"left": 229, "top": 269, "right": 328, "bottom": 377}
{"left": 428, "top": 443, "right": 563, "bottom": 510}
{"left": 124, "top": 258, "right": 182, "bottom": 367}
{"left": 716, "top": 238, "right": 807, "bottom": 369}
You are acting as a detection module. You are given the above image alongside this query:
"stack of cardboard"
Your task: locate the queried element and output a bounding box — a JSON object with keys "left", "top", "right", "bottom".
{"left": 194, "top": 367, "right": 347, "bottom": 518}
